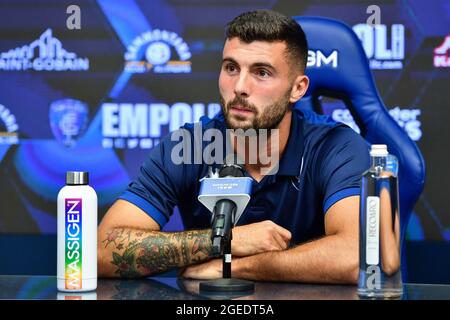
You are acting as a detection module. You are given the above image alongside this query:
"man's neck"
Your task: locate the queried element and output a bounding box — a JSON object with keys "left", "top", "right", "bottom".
{"left": 233, "top": 109, "right": 292, "bottom": 182}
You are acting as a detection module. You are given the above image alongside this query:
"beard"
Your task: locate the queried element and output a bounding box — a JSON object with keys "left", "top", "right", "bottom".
{"left": 220, "top": 89, "right": 292, "bottom": 131}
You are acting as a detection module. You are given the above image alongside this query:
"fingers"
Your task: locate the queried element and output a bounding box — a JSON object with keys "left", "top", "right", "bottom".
{"left": 271, "top": 231, "right": 288, "bottom": 250}
{"left": 263, "top": 220, "right": 292, "bottom": 242}
{"left": 261, "top": 220, "right": 291, "bottom": 251}
{"left": 232, "top": 220, "right": 293, "bottom": 256}
{"left": 273, "top": 224, "right": 292, "bottom": 242}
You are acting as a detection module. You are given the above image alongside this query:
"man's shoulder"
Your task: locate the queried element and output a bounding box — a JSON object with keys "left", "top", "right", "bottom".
{"left": 296, "top": 108, "right": 367, "bottom": 152}
{"left": 300, "top": 111, "right": 368, "bottom": 157}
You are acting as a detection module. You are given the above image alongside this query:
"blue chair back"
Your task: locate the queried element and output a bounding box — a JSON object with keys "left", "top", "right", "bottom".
{"left": 293, "top": 16, "right": 426, "bottom": 247}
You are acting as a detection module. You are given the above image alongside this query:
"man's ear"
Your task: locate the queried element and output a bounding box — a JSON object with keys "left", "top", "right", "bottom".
{"left": 289, "top": 74, "right": 309, "bottom": 103}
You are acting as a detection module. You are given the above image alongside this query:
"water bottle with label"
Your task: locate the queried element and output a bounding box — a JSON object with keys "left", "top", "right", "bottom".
{"left": 358, "top": 145, "right": 403, "bottom": 299}
{"left": 57, "top": 171, "right": 97, "bottom": 292}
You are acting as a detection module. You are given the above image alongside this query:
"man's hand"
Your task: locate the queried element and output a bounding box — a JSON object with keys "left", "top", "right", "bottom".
{"left": 181, "top": 258, "right": 223, "bottom": 280}
{"left": 232, "top": 220, "right": 291, "bottom": 257}
{"left": 181, "top": 220, "right": 291, "bottom": 280}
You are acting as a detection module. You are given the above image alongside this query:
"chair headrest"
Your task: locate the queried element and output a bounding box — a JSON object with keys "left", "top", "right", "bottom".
{"left": 293, "top": 16, "right": 426, "bottom": 241}
{"left": 293, "top": 16, "right": 383, "bottom": 133}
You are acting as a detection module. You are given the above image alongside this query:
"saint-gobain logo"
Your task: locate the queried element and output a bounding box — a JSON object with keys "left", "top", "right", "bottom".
{"left": 65, "top": 198, "right": 82, "bottom": 290}
{"left": 124, "top": 29, "right": 192, "bottom": 74}
{"left": 0, "top": 28, "right": 89, "bottom": 71}
{"left": 0, "top": 104, "right": 19, "bottom": 145}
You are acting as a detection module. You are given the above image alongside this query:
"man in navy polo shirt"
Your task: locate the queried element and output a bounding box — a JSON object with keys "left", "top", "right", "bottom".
{"left": 98, "top": 10, "right": 370, "bottom": 284}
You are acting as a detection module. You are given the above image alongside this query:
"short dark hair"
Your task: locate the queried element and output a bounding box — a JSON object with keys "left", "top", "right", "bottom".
{"left": 225, "top": 10, "right": 308, "bottom": 73}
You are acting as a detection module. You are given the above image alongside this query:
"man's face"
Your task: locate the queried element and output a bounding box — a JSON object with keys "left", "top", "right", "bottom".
{"left": 219, "top": 37, "right": 296, "bottom": 131}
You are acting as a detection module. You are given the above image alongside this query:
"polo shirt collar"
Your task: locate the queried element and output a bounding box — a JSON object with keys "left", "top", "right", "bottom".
{"left": 276, "top": 108, "right": 305, "bottom": 177}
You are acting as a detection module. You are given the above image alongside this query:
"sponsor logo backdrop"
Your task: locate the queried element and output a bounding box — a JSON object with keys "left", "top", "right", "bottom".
{"left": 0, "top": 0, "right": 448, "bottom": 241}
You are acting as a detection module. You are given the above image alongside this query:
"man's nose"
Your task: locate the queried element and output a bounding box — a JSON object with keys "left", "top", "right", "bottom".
{"left": 234, "top": 71, "right": 250, "bottom": 98}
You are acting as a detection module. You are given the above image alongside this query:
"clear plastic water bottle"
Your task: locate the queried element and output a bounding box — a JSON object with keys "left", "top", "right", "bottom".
{"left": 358, "top": 145, "right": 403, "bottom": 299}
{"left": 57, "top": 171, "right": 97, "bottom": 292}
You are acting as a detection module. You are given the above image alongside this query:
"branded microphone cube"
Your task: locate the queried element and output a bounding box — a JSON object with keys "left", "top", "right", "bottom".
{"left": 197, "top": 177, "right": 252, "bottom": 223}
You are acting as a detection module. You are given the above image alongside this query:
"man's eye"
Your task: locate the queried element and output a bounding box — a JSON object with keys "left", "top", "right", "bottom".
{"left": 225, "top": 64, "right": 237, "bottom": 72}
{"left": 257, "top": 69, "right": 270, "bottom": 77}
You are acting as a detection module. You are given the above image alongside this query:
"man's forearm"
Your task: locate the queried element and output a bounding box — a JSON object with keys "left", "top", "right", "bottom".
{"left": 233, "top": 234, "right": 359, "bottom": 284}
{"left": 99, "top": 228, "right": 214, "bottom": 278}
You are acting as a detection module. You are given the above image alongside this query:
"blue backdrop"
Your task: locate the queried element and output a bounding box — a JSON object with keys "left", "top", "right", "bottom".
{"left": 0, "top": 0, "right": 449, "bottom": 281}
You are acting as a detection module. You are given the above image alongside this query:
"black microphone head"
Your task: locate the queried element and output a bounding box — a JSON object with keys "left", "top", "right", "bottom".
{"left": 219, "top": 154, "right": 245, "bottom": 177}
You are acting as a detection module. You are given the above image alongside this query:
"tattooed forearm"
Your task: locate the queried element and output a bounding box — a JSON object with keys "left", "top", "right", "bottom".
{"left": 104, "top": 228, "right": 214, "bottom": 278}
{"left": 103, "top": 228, "right": 130, "bottom": 249}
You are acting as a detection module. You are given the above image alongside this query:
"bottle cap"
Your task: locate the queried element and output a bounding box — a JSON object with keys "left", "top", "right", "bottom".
{"left": 66, "top": 171, "right": 89, "bottom": 185}
{"left": 370, "top": 144, "right": 388, "bottom": 157}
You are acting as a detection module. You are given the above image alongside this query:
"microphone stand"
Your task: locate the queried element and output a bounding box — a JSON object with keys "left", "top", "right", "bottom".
{"left": 197, "top": 162, "right": 254, "bottom": 297}
{"left": 199, "top": 228, "right": 255, "bottom": 296}
{"left": 223, "top": 236, "right": 231, "bottom": 278}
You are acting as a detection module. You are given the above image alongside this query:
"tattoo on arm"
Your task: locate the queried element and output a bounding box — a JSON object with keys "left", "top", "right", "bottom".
{"left": 105, "top": 228, "right": 214, "bottom": 278}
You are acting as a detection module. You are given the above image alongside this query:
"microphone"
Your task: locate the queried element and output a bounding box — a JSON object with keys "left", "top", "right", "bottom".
{"left": 198, "top": 156, "right": 252, "bottom": 255}
{"left": 210, "top": 161, "right": 245, "bottom": 255}
{"left": 198, "top": 155, "right": 256, "bottom": 295}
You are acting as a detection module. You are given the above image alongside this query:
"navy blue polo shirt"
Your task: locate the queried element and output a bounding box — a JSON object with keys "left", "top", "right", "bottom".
{"left": 119, "top": 108, "right": 370, "bottom": 245}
